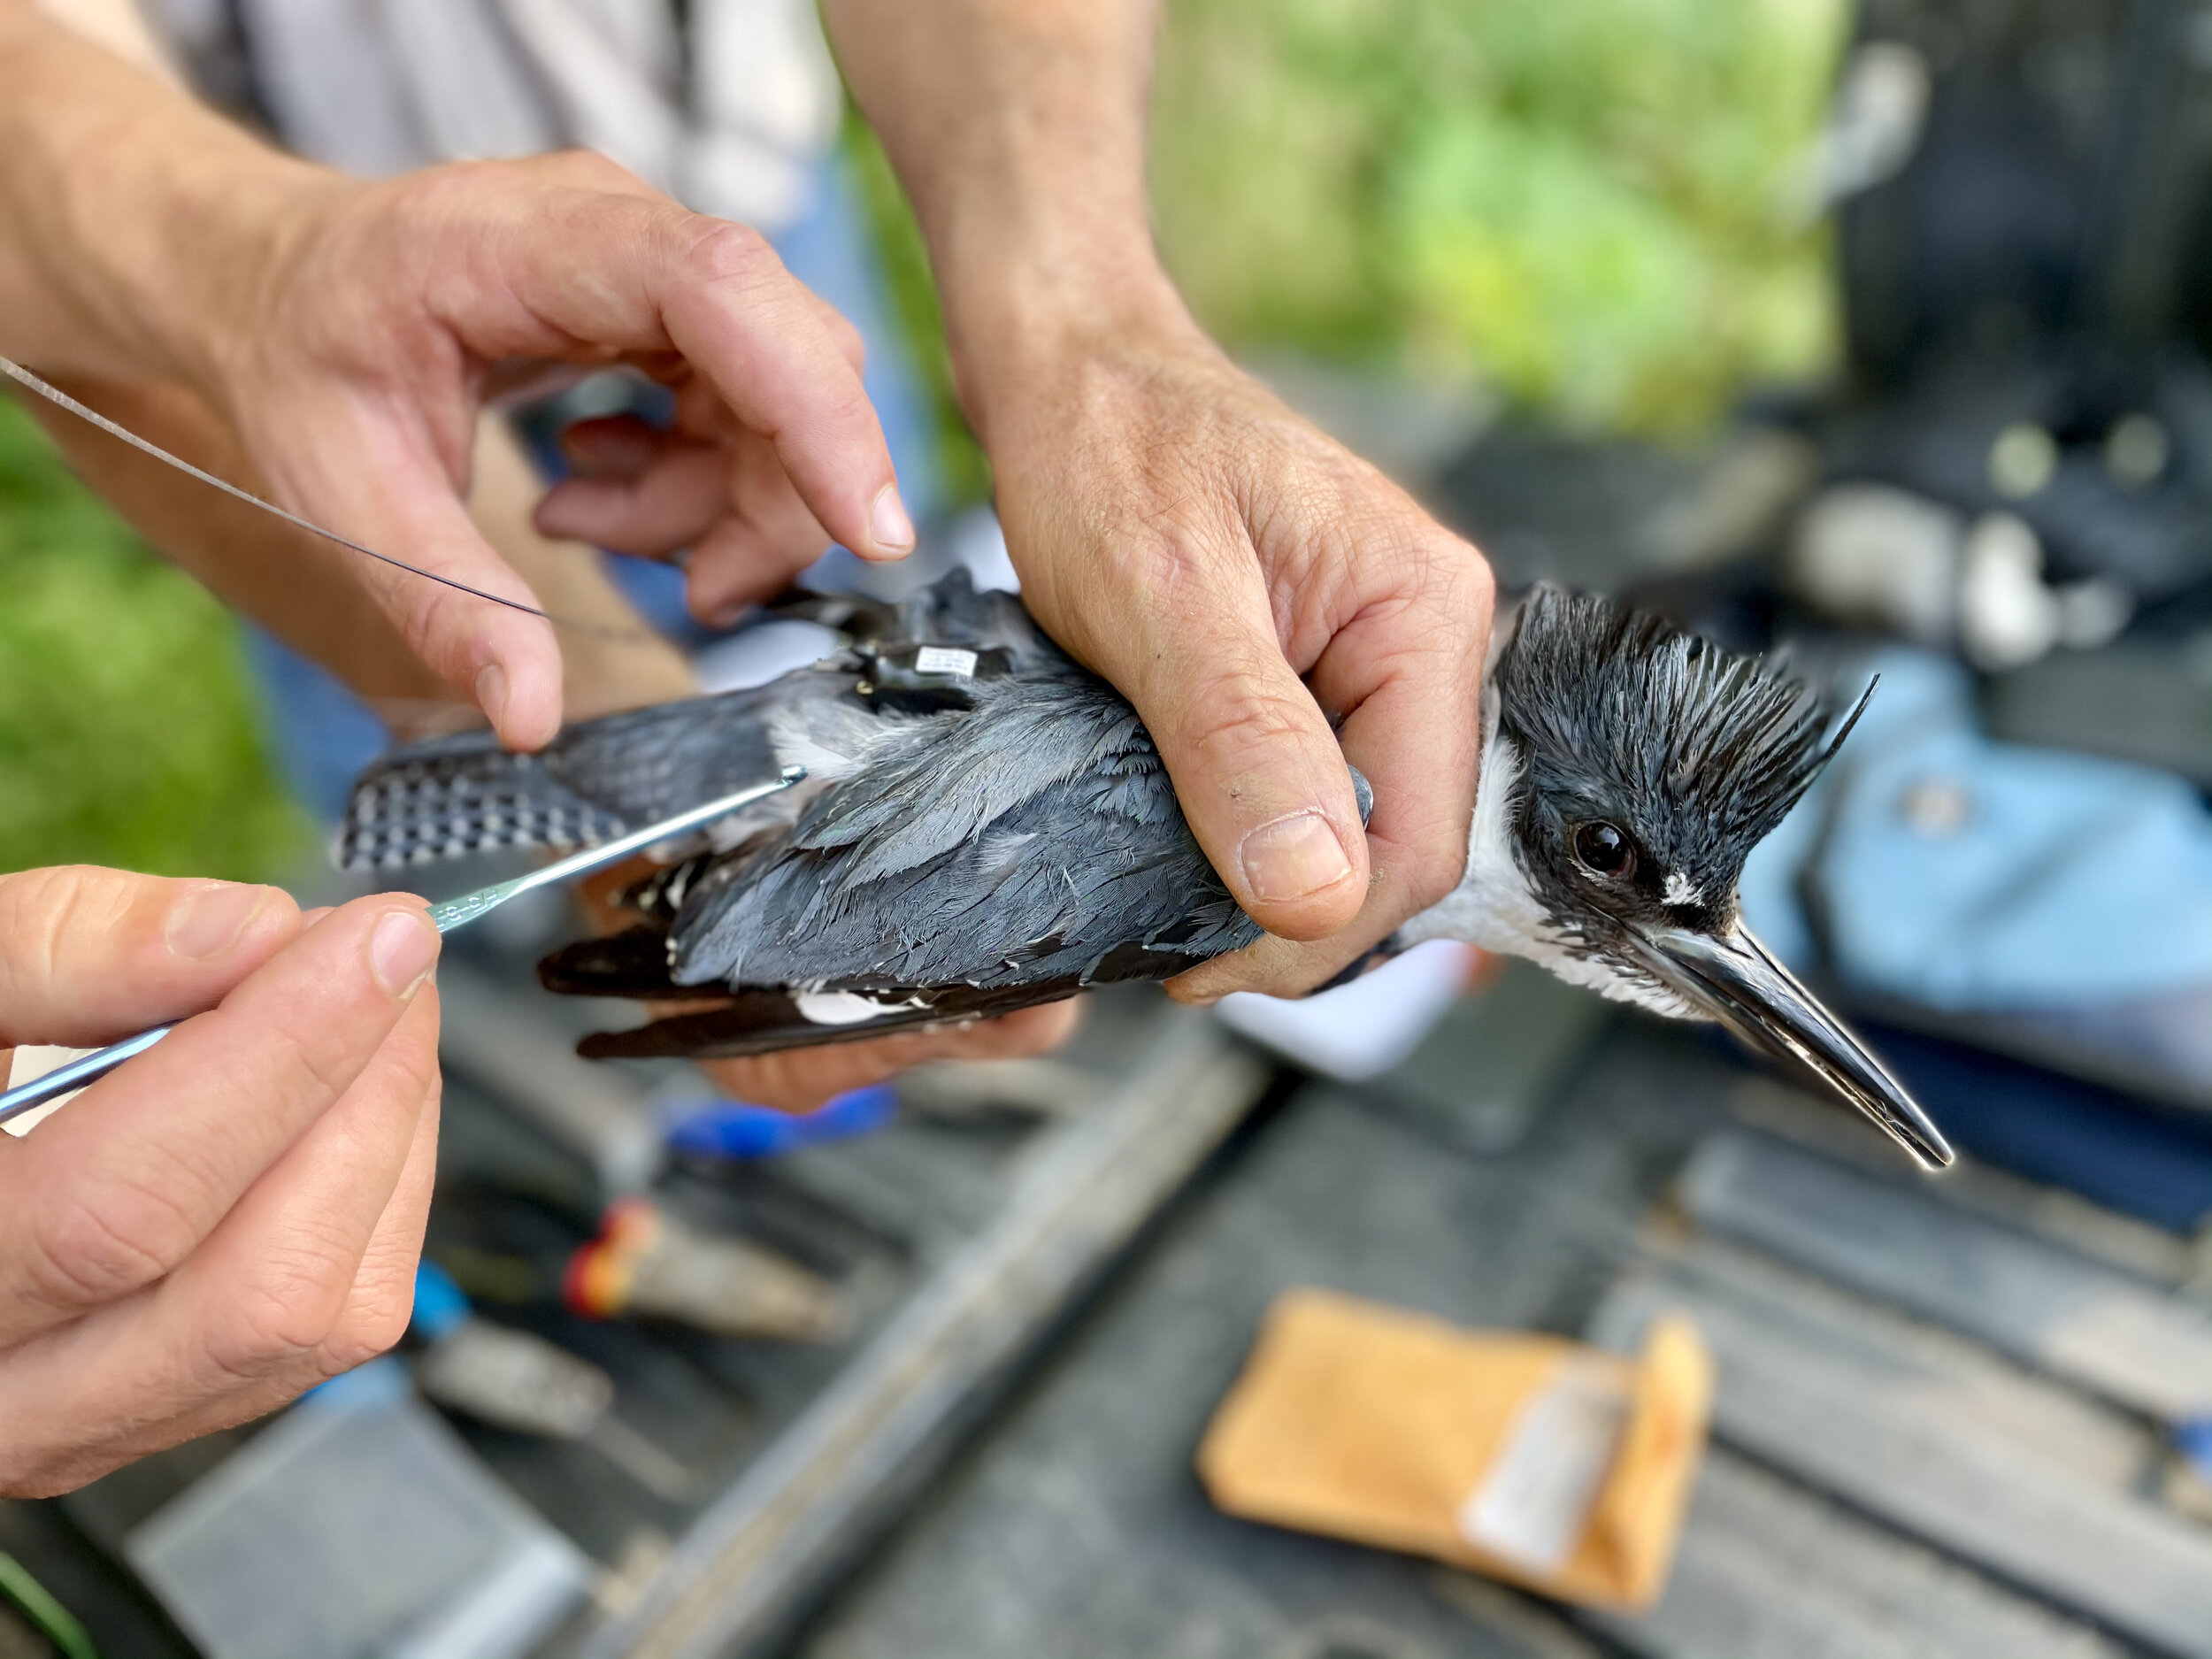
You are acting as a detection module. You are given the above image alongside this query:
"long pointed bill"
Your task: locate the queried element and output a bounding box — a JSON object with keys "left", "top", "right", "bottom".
{"left": 1628, "top": 926, "right": 1954, "bottom": 1170}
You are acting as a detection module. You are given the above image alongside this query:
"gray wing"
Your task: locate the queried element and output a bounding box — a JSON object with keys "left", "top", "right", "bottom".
{"left": 338, "top": 568, "right": 1065, "bottom": 872}
{"left": 670, "top": 671, "right": 1262, "bottom": 993}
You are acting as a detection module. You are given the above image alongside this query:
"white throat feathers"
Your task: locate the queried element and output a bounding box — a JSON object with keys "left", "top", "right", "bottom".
{"left": 1398, "top": 705, "right": 1697, "bottom": 1019}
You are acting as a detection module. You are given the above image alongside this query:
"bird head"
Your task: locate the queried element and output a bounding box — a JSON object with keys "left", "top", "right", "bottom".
{"left": 1440, "top": 585, "right": 1950, "bottom": 1169}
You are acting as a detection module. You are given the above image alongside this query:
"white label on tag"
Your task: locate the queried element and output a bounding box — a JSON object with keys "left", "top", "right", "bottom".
{"left": 913, "top": 646, "right": 979, "bottom": 678}
{"left": 1455, "top": 1360, "right": 1630, "bottom": 1573}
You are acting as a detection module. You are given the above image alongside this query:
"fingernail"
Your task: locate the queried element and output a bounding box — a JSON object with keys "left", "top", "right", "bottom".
{"left": 869, "top": 485, "right": 916, "bottom": 555}
{"left": 165, "top": 882, "right": 269, "bottom": 960}
{"left": 371, "top": 910, "right": 440, "bottom": 997}
{"left": 1239, "top": 810, "right": 1354, "bottom": 903}
{"left": 475, "top": 663, "right": 509, "bottom": 729}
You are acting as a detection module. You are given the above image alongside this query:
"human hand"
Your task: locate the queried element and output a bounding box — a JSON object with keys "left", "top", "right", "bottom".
{"left": 966, "top": 303, "right": 1494, "bottom": 1000}
{"left": 0, "top": 13, "right": 904, "bottom": 749}
{"left": 813, "top": 0, "right": 1493, "bottom": 1002}
{"left": 192, "top": 151, "right": 911, "bottom": 751}
{"left": 0, "top": 868, "right": 442, "bottom": 1496}
{"left": 685, "top": 1001, "right": 1082, "bottom": 1115}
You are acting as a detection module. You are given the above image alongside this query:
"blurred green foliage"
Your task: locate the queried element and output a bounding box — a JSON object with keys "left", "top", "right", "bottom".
{"left": 1151, "top": 0, "right": 1847, "bottom": 434}
{"left": 0, "top": 398, "right": 307, "bottom": 878}
{"left": 851, "top": 0, "right": 1847, "bottom": 477}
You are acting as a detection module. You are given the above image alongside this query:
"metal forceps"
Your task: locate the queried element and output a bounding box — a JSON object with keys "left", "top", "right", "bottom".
{"left": 0, "top": 767, "right": 805, "bottom": 1128}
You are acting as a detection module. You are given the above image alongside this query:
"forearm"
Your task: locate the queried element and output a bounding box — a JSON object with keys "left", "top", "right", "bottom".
{"left": 820, "top": 0, "right": 1198, "bottom": 442}
{"left": 0, "top": 1, "right": 323, "bottom": 388}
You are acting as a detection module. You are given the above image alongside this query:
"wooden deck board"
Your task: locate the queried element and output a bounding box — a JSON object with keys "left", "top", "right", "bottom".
{"left": 1597, "top": 1452, "right": 2126, "bottom": 1659}
{"left": 1677, "top": 1129, "right": 2212, "bottom": 1421}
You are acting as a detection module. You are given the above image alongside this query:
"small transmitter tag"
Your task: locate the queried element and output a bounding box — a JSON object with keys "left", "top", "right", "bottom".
{"left": 859, "top": 641, "right": 1010, "bottom": 709}
{"left": 913, "top": 646, "right": 979, "bottom": 679}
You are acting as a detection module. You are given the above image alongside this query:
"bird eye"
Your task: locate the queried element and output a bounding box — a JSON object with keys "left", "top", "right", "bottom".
{"left": 1571, "top": 821, "right": 1637, "bottom": 880}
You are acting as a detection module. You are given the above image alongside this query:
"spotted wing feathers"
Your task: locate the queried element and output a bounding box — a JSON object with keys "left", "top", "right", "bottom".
{"left": 337, "top": 679, "right": 844, "bottom": 870}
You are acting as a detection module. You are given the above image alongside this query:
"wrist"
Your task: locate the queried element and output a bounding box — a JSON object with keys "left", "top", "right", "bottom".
{"left": 117, "top": 146, "right": 338, "bottom": 404}
{"left": 938, "top": 229, "right": 1207, "bottom": 447}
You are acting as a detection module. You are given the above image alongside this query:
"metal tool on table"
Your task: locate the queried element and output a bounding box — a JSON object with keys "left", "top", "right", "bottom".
{"left": 0, "top": 768, "right": 805, "bottom": 1128}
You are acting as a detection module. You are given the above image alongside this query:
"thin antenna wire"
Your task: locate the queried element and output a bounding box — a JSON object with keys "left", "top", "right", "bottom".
{"left": 0, "top": 355, "right": 648, "bottom": 641}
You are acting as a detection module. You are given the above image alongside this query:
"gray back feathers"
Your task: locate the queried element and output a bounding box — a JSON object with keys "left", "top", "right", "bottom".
{"left": 340, "top": 570, "right": 1272, "bottom": 1003}
{"left": 671, "top": 669, "right": 1260, "bottom": 992}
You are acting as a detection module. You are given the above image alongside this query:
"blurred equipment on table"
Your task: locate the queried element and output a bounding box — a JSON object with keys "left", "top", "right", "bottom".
{"left": 409, "top": 1263, "right": 615, "bottom": 1443}
{"left": 1749, "top": 0, "right": 2212, "bottom": 1114}
{"left": 123, "top": 1361, "right": 590, "bottom": 1659}
{"left": 406, "top": 1261, "right": 705, "bottom": 1504}
{"left": 1431, "top": 0, "right": 2212, "bottom": 1161}
{"left": 1740, "top": 649, "right": 2212, "bottom": 1066}
{"left": 1801, "top": 0, "right": 2212, "bottom": 645}
{"left": 564, "top": 1197, "right": 848, "bottom": 1342}
{"left": 662, "top": 1084, "right": 898, "bottom": 1162}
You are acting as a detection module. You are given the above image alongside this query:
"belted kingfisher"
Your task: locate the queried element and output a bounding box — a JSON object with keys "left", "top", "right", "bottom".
{"left": 342, "top": 574, "right": 1951, "bottom": 1170}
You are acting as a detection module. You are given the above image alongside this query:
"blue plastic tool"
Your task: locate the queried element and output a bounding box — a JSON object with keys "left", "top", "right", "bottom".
{"left": 663, "top": 1084, "right": 899, "bottom": 1160}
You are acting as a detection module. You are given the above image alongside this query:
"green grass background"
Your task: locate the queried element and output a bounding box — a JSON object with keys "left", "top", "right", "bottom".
{"left": 0, "top": 0, "right": 1843, "bottom": 876}
{"left": 0, "top": 398, "right": 306, "bottom": 879}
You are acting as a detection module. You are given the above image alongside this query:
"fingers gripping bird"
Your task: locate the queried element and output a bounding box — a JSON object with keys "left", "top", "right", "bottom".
{"left": 341, "top": 574, "right": 1952, "bottom": 1170}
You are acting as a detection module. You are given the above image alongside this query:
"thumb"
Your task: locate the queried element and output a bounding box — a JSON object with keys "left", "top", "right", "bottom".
{"left": 274, "top": 411, "right": 565, "bottom": 751}
{"left": 1108, "top": 568, "right": 1369, "bottom": 942}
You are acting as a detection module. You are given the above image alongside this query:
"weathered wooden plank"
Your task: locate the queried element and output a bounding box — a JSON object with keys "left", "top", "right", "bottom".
{"left": 1594, "top": 1451, "right": 2124, "bottom": 1659}
{"left": 585, "top": 1016, "right": 1271, "bottom": 1659}
{"left": 1375, "top": 960, "right": 1611, "bottom": 1152}
{"left": 1727, "top": 1079, "right": 2199, "bottom": 1287}
{"left": 1677, "top": 1128, "right": 2212, "bottom": 1420}
{"left": 1596, "top": 1263, "right": 2212, "bottom": 1656}
{"left": 1591, "top": 1234, "right": 2154, "bottom": 1492}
